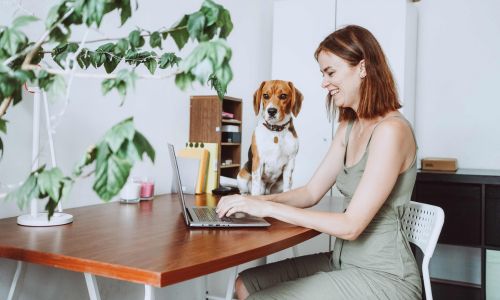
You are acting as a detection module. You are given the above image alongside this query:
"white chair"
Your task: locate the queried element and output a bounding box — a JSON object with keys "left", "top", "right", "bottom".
{"left": 402, "top": 201, "right": 445, "bottom": 300}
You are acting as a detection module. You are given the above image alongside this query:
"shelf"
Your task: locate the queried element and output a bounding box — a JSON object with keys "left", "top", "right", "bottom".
{"left": 222, "top": 119, "right": 241, "bottom": 124}
{"left": 431, "top": 278, "right": 481, "bottom": 289}
{"left": 221, "top": 143, "right": 241, "bottom": 146}
{"left": 220, "top": 164, "right": 240, "bottom": 169}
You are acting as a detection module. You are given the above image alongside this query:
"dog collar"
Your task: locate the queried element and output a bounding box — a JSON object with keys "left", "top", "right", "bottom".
{"left": 263, "top": 119, "right": 291, "bottom": 132}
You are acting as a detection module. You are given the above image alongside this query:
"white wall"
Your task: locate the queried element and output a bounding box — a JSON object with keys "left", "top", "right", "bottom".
{"left": 271, "top": 0, "right": 336, "bottom": 188}
{"left": 0, "top": 1, "right": 274, "bottom": 299}
{"left": 415, "top": 0, "right": 500, "bottom": 169}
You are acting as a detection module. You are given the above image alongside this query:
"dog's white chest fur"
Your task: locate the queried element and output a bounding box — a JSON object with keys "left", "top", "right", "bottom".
{"left": 255, "top": 124, "right": 298, "bottom": 182}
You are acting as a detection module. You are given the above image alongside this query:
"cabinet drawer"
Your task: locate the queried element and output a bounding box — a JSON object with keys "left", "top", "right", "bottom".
{"left": 415, "top": 182, "right": 481, "bottom": 246}
{"left": 486, "top": 185, "right": 500, "bottom": 247}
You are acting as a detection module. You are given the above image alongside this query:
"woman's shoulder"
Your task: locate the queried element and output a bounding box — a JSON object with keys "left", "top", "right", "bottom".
{"left": 371, "top": 115, "right": 414, "bottom": 147}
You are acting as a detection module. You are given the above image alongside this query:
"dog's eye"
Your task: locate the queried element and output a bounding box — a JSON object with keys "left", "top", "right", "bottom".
{"left": 263, "top": 93, "right": 270, "bottom": 99}
{"left": 279, "top": 94, "right": 287, "bottom": 100}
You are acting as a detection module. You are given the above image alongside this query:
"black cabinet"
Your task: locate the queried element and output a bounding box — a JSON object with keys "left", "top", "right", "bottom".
{"left": 413, "top": 169, "right": 500, "bottom": 300}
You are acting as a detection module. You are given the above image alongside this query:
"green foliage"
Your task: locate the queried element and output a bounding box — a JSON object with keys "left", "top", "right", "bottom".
{"left": 149, "top": 31, "right": 162, "bottom": 49}
{"left": 92, "top": 118, "right": 155, "bottom": 201}
{"left": 158, "top": 53, "right": 181, "bottom": 69}
{"left": 175, "top": 39, "right": 232, "bottom": 98}
{"left": 5, "top": 165, "right": 73, "bottom": 219}
{"left": 1, "top": 0, "right": 233, "bottom": 220}
{"left": 101, "top": 69, "right": 137, "bottom": 99}
{"left": 0, "top": 118, "right": 6, "bottom": 159}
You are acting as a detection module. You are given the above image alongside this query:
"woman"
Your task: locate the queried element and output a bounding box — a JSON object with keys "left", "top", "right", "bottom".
{"left": 216, "top": 25, "right": 422, "bottom": 300}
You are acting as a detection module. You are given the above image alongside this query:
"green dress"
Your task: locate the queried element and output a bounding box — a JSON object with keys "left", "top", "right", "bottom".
{"left": 241, "top": 117, "right": 422, "bottom": 300}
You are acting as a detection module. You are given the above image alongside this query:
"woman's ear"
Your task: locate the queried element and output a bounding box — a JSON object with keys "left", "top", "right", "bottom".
{"left": 253, "top": 81, "right": 266, "bottom": 115}
{"left": 288, "top": 81, "right": 303, "bottom": 117}
{"left": 359, "top": 59, "right": 366, "bottom": 79}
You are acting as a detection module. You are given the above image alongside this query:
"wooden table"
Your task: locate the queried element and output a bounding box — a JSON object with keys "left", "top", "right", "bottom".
{"left": 0, "top": 194, "right": 333, "bottom": 300}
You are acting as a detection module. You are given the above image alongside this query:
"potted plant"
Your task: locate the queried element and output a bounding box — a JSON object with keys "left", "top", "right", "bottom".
{"left": 0, "top": 0, "right": 233, "bottom": 220}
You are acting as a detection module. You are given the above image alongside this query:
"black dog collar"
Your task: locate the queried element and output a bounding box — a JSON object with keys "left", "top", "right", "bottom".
{"left": 263, "top": 119, "right": 291, "bottom": 132}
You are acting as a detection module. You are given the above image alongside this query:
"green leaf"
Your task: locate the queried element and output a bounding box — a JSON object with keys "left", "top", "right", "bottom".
{"left": 12, "top": 15, "right": 39, "bottom": 28}
{"left": 175, "top": 72, "right": 195, "bottom": 91}
{"left": 103, "top": 117, "right": 135, "bottom": 152}
{"left": 73, "top": 145, "right": 97, "bottom": 177}
{"left": 51, "top": 42, "right": 79, "bottom": 68}
{"left": 158, "top": 52, "right": 181, "bottom": 69}
{"left": 115, "top": 38, "right": 129, "bottom": 54}
{"left": 44, "top": 198, "right": 58, "bottom": 219}
{"left": 0, "top": 137, "right": 3, "bottom": 159}
{"left": 128, "top": 30, "right": 145, "bottom": 49}
{"left": 201, "top": 0, "right": 221, "bottom": 26}
{"left": 14, "top": 70, "right": 35, "bottom": 83}
{"left": 104, "top": 56, "right": 120, "bottom": 73}
{"left": 76, "top": 49, "right": 92, "bottom": 69}
{"left": 37, "top": 167, "right": 64, "bottom": 201}
{"left": 191, "top": 58, "right": 213, "bottom": 84}
{"left": 133, "top": 131, "right": 155, "bottom": 162}
{"left": 6, "top": 166, "right": 45, "bottom": 210}
{"left": 93, "top": 152, "right": 132, "bottom": 201}
{"left": 217, "top": 9, "right": 233, "bottom": 39}
{"left": 101, "top": 78, "right": 115, "bottom": 95}
{"left": 144, "top": 58, "right": 157, "bottom": 75}
{"left": 187, "top": 11, "right": 206, "bottom": 40}
{"left": 45, "top": 4, "right": 61, "bottom": 28}
{"left": 90, "top": 51, "right": 106, "bottom": 68}
{"left": 0, "top": 118, "right": 7, "bottom": 134}
{"left": 149, "top": 31, "right": 162, "bottom": 49}
{"left": 170, "top": 15, "right": 189, "bottom": 50}
{"left": 0, "top": 28, "right": 28, "bottom": 55}
{"left": 119, "top": 0, "right": 132, "bottom": 25}
{"left": 161, "top": 31, "right": 168, "bottom": 40}
{"left": 81, "top": 0, "right": 106, "bottom": 27}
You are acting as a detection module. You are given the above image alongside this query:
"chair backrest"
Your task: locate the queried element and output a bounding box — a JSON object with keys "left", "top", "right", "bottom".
{"left": 402, "top": 201, "right": 445, "bottom": 300}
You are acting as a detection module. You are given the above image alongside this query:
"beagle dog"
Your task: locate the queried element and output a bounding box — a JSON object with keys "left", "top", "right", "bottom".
{"left": 237, "top": 80, "right": 303, "bottom": 195}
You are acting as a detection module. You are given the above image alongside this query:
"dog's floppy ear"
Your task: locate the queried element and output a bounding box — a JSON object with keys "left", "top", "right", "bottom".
{"left": 253, "top": 81, "right": 266, "bottom": 115}
{"left": 288, "top": 81, "right": 303, "bottom": 117}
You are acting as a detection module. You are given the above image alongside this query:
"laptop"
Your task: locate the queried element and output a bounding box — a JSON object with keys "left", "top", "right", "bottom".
{"left": 168, "top": 143, "right": 270, "bottom": 228}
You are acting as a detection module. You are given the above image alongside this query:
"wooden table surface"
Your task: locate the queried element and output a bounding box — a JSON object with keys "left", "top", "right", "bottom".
{"left": 0, "top": 194, "right": 337, "bottom": 287}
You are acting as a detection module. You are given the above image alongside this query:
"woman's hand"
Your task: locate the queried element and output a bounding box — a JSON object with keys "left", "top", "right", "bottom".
{"left": 216, "top": 194, "right": 271, "bottom": 218}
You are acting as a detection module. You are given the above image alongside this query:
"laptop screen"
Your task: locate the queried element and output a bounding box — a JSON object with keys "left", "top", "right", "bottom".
{"left": 168, "top": 143, "right": 190, "bottom": 225}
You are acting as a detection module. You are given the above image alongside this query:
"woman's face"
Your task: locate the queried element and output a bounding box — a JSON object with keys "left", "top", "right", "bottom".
{"left": 317, "top": 50, "right": 365, "bottom": 111}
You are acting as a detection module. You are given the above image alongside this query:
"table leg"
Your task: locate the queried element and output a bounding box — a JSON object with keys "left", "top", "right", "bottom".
{"left": 84, "top": 273, "right": 101, "bottom": 300}
{"left": 144, "top": 284, "right": 155, "bottom": 300}
{"left": 7, "top": 261, "right": 26, "bottom": 300}
{"left": 224, "top": 265, "right": 238, "bottom": 300}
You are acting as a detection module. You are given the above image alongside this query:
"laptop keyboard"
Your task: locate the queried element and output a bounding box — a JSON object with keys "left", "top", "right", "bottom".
{"left": 193, "top": 207, "right": 232, "bottom": 222}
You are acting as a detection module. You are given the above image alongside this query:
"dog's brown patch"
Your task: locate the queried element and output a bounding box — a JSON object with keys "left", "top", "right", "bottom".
{"left": 238, "top": 167, "right": 251, "bottom": 180}
{"left": 288, "top": 120, "right": 298, "bottom": 138}
{"left": 251, "top": 133, "right": 260, "bottom": 173}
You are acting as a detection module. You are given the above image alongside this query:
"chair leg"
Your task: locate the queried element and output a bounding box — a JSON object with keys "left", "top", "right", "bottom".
{"left": 422, "top": 257, "right": 432, "bottom": 300}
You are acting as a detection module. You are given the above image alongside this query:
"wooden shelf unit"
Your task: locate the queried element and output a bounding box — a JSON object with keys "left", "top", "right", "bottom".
{"left": 413, "top": 169, "right": 500, "bottom": 300}
{"left": 189, "top": 95, "right": 242, "bottom": 184}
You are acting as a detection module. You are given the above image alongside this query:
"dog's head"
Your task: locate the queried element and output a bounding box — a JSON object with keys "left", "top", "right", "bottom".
{"left": 253, "top": 80, "right": 303, "bottom": 124}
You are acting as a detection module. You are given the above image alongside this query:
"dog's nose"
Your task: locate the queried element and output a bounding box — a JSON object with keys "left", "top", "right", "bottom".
{"left": 267, "top": 107, "right": 278, "bottom": 117}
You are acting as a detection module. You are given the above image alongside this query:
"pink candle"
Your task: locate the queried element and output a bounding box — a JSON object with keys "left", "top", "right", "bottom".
{"left": 140, "top": 180, "right": 155, "bottom": 200}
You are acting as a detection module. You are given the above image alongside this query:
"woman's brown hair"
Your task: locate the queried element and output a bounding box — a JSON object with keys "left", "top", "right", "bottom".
{"left": 314, "top": 25, "right": 401, "bottom": 122}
